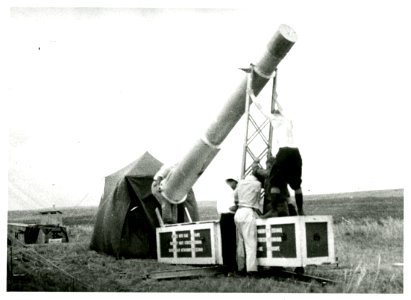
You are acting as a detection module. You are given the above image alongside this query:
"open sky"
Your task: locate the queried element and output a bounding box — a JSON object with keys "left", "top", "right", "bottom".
{"left": 5, "top": 1, "right": 409, "bottom": 211}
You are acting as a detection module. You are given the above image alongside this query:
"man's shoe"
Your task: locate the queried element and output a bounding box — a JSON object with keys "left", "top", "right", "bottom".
{"left": 226, "top": 272, "right": 235, "bottom": 277}
{"left": 288, "top": 203, "right": 298, "bottom": 216}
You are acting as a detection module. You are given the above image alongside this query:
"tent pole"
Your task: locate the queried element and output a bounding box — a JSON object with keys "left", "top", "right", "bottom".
{"left": 184, "top": 206, "right": 193, "bottom": 223}
{"left": 155, "top": 208, "right": 165, "bottom": 227}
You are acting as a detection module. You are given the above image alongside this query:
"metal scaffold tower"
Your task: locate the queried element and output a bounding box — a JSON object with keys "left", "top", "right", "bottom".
{"left": 240, "top": 64, "right": 279, "bottom": 179}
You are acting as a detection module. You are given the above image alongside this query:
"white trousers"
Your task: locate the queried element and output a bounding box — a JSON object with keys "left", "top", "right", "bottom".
{"left": 234, "top": 207, "right": 258, "bottom": 272}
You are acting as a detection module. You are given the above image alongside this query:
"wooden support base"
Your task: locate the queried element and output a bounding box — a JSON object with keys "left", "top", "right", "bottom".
{"left": 147, "top": 266, "right": 224, "bottom": 280}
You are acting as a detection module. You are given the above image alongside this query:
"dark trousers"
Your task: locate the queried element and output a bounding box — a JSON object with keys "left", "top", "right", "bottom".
{"left": 270, "top": 147, "right": 302, "bottom": 191}
{"left": 219, "top": 213, "right": 237, "bottom": 272}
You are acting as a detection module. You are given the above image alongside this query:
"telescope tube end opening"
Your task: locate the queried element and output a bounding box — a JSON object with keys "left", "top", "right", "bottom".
{"left": 266, "top": 24, "right": 298, "bottom": 62}
{"left": 255, "top": 24, "right": 297, "bottom": 78}
{"left": 278, "top": 24, "right": 298, "bottom": 43}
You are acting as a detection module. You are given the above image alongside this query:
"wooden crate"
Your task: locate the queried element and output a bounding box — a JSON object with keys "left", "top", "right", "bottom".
{"left": 256, "top": 215, "right": 335, "bottom": 267}
{"left": 156, "top": 216, "right": 335, "bottom": 268}
{"left": 156, "top": 221, "right": 223, "bottom": 265}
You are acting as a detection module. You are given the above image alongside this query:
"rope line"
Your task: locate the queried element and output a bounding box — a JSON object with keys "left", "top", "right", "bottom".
{"left": 8, "top": 234, "right": 93, "bottom": 291}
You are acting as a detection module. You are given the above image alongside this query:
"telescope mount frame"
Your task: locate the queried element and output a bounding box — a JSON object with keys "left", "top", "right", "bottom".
{"left": 240, "top": 64, "right": 279, "bottom": 179}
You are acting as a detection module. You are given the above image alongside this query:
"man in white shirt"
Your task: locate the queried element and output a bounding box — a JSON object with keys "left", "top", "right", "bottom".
{"left": 234, "top": 174, "right": 262, "bottom": 275}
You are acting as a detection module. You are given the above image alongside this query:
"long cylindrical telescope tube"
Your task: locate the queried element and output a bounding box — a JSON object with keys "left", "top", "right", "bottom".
{"left": 159, "top": 24, "right": 297, "bottom": 204}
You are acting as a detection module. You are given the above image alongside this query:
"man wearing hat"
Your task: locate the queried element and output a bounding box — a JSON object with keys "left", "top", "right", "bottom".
{"left": 234, "top": 174, "right": 262, "bottom": 275}
{"left": 217, "top": 177, "right": 238, "bottom": 275}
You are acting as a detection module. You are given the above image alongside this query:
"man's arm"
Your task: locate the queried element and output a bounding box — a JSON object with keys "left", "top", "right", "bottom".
{"left": 248, "top": 90, "right": 273, "bottom": 121}
{"left": 252, "top": 167, "right": 268, "bottom": 183}
{"left": 234, "top": 189, "right": 239, "bottom": 205}
{"left": 248, "top": 89, "right": 286, "bottom": 128}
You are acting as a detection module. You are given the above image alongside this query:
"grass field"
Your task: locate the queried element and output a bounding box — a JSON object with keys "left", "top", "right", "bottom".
{"left": 7, "top": 189, "right": 403, "bottom": 293}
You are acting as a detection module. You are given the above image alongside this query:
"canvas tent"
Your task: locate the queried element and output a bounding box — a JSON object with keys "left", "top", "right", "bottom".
{"left": 90, "top": 151, "right": 199, "bottom": 258}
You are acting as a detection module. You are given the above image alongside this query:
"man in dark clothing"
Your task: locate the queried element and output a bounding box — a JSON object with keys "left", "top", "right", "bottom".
{"left": 267, "top": 148, "right": 303, "bottom": 217}
{"left": 252, "top": 157, "right": 298, "bottom": 217}
{"left": 218, "top": 178, "right": 238, "bottom": 275}
{"left": 252, "top": 157, "right": 276, "bottom": 214}
{"left": 263, "top": 110, "right": 304, "bottom": 217}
